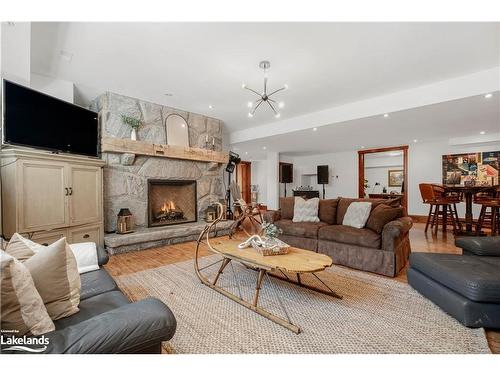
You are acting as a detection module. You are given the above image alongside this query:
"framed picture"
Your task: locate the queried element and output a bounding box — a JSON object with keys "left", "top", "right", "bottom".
{"left": 442, "top": 151, "right": 499, "bottom": 186}
{"left": 388, "top": 170, "right": 404, "bottom": 187}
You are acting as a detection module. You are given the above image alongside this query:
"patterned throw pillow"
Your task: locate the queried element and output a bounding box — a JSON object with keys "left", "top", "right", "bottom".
{"left": 292, "top": 197, "right": 320, "bottom": 223}
{"left": 342, "top": 202, "right": 372, "bottom": 229}
{"left": 1, "top": 250, "right": 55, "bottom": 336}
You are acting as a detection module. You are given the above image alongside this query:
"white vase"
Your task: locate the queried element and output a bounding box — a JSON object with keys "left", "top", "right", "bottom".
{"left": 130, "top": 128, "right": 137, "bottom": 141}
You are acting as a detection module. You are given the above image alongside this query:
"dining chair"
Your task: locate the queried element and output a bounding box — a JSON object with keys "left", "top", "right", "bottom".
{"left": 476, "top": 186, "right": 500, "bottom": 235}
{"left": 419, "top": 183, "right": 460, "bottom": 234}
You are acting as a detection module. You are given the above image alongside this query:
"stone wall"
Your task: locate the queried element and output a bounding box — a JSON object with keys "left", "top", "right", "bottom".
{"left": 90, "top": 92, "right": 225, "bottom": 232}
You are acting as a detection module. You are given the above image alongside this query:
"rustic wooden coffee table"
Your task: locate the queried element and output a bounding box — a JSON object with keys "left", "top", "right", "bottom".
{"left": 195, "top": 206, "right": 341, "bottom": 334}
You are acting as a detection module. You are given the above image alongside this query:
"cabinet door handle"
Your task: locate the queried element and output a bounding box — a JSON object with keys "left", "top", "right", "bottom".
{"left": 65, "top": 187, "right": 69, "bottom": 196}
{"left": 83, "top": 234, "right": 90, "bottom": 239}
{"left": 69, "top": 187, "right": 73, "bottom": 195}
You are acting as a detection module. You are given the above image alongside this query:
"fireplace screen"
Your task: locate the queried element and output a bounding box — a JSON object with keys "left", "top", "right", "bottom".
{"left": 147, "top": 179, "right": 197, "bottom": 227}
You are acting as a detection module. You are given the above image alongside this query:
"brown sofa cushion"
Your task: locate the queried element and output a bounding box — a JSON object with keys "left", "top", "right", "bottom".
{"left": 280, "top": 197, "right": 295, "bottom": 219}
{"left": 366, "top": 204, "right": 404, "bottom": 234}
{"left": 318, "top": 199, "right": 339, "bottom": 225}
{"left": 318, "top": 225, "right": 381, "bottom": 249}
{"left": 275, "top": 219, "right": 328, "bottom": 239}
{"left": 336, "top": 197, "right": 401, "bottom": 224}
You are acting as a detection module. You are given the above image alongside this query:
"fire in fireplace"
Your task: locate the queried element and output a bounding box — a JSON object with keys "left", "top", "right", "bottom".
{"left": 147, "top": 179, "right": 197, "bottom": 227}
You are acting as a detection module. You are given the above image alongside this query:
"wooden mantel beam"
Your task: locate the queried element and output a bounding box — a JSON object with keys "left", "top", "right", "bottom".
{"left": 101, "top": 137, "right": 229, "bottom": 164}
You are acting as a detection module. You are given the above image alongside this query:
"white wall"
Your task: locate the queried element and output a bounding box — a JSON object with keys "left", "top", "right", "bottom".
{"left": 251, "top": 160, "right": 268, "bottom": 205}
{"left": 286, "top": 151, "right": 359, "bottom": 199}
{"left": 266, "top": 152, "right": 280, "bottom": 210}
{"left": 364, "top": 155, "right": 404, "bottom": 194}
{"left": 408, "top": 140, "right": 500, "bottom": 216}
{"left": 30, "top": 73, "right": 74, "bottom": 103}
{"left": 365, "top": 167, "right": 403, "bottom": 194}
{"left": 1, "top": 22, "right": 31, "bottom": 85}
{"left": 284, "top": 139, "right": 500, "bottom": 218}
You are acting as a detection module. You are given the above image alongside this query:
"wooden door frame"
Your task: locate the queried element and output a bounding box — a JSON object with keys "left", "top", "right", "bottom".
{"left": 358, "top": 145, "right": 408, "bottom": 212}
{"left": 236, "top": 161, "right": 252, "bottom": 203}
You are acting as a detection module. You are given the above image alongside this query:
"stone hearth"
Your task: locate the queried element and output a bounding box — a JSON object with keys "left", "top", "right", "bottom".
{"left": 104, "top": 220, "right": 234, "bottom": 255}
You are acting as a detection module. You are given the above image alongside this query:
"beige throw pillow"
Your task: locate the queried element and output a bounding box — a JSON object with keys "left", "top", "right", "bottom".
{"left": 24, "top": 238, "right": 81, "bottom": 320}
{"left": 1, "top": 250, "right": 55, "bottom": 336}
{"left": 5, "top": 233, "right": 44, "bottom": 261}
{"left": 342, "top": 202, "right": 372, "bottom": 229}
{"left": 292, "top": 197, "right": 320, "bottom": 223}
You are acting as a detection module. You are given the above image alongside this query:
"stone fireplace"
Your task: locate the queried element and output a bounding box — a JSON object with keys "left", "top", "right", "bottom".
{"left": 91, "top": 92, "right": 234, "bottom": 254}
{"left": 148, "top": 179, "right": 197, "bottom": 227}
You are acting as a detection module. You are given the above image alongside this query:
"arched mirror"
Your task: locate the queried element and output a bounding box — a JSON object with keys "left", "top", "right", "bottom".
{"left": 165, "top": 114, "right": 189, "bottom": 147}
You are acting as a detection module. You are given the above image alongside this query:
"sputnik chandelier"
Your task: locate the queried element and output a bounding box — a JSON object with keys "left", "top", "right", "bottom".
{"left": 242, "top": 60, "right": 288, "bottom": 119}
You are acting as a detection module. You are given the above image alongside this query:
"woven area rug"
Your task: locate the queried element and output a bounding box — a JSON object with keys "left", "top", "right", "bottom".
{"left": 114, "top": 255, "right": 491, "bottom": 354}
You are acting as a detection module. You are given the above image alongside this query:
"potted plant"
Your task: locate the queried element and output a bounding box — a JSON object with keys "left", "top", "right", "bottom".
{"left": 261, "top": 221, "right": 282, "bottom": 240}
{"left": 121, "top": 115, "right": 142, "bottom": 141}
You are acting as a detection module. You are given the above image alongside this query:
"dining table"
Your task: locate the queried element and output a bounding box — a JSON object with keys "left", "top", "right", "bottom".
{"left": 443, "top": 184, "right": 499, "bottom": 236}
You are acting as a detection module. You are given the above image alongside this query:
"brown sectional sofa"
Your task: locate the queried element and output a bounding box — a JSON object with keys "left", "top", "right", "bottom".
{"left": 264, "top": 197, "right": 413, "bottom": 277}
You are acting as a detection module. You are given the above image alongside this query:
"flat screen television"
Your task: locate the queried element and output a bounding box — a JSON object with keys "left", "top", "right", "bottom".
{"left": 2, "top": 79, "right": 99, "bottom": 157}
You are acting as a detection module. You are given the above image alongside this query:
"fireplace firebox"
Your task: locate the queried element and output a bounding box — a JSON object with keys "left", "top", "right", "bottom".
{"left": 147, "top": 179, "right": 197, "bottom": 227}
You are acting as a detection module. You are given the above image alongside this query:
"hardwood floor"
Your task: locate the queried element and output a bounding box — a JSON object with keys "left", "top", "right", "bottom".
{"left": 105, "top": 222, "right": 499, "bottom": 354}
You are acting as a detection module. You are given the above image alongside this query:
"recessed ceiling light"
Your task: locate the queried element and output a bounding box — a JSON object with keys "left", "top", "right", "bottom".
{"left": 241, "top": 83, "right": 247, "bottom": 89}
{"left": 313, "top": 127, "right": 318, "bottom": 131}
{"left": 383, "top": 113, "right": 389, "bottom": 118}
{"left": 484, "top": 93, "right": 493, "bottom": 99}
{"left": 262, "top": 146, "right": 267, "bottom": 150}
{"left": 480, "top": 131, "right": 486, "bottom": 135}
{"left": 247, "top": 101, "right": 253, "bottom": 108}
{"left": 245, "top": 151, "right": 248, "bottom": 155}
{"left": 275, "top": 113, "right": 281, "bottom": 119}
{"left": 247, "top": 112, "right": 253, "bottom": 118}
{"left": 208, "top": 105, "right": 214, "bottom": 109}
{"left": 361, "top": 146, "right": 365, "bottom": 149}
{"left": 413, "top": 139, "right": 418, "bottom": 143}
{"left": 278, "top": 101, "right": 285, "bottom": 109}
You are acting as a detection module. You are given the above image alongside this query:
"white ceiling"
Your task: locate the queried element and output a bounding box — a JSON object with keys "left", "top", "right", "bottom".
{"left": 30, "top": 22, "right": 500, "bottom": 133}
{"left": 231, "top": 92, "right": 500, "bottom": 159}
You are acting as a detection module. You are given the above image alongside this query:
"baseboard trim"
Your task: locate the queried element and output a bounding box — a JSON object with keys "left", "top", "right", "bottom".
{"left": 410, "top": 215, "right": 428, "bottom": 223}
{"left": 410, "top": 214, "right": 467, "bottom": 224}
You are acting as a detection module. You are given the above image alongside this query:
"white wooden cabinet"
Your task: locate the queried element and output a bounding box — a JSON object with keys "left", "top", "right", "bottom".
{"left": 1, "top": 148, "right": 105, "bottom": 246}
{"left": 68, "top": 164, "right": 102, "bottom": 226}
{"left": 18, "top": 159, "right": 69, "bottom": 232}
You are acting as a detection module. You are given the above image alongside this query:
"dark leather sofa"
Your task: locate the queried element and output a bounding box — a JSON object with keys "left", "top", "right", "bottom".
{"left": 408, "top": 236, "right": 500, "bottom": 328}
{"left": 264, "top": 197, "right": 413, "bottom": 277}
{"left": 2, "top": 247, "right": 177, "bottom": 354}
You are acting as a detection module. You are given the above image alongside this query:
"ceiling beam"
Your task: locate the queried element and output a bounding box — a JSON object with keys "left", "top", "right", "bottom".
{"left": 230, "top": 67, "right": 500, "bottom": 145}
{"left": 448, "top": 133, "right": 500, "bottom": 146}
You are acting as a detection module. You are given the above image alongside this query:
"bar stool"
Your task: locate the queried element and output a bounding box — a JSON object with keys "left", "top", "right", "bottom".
{"left": 419, "top": 183, "right": 461, "bottom": 234}
{"left": 476, "top": 187, "right": 500, "bottom": 235}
